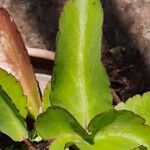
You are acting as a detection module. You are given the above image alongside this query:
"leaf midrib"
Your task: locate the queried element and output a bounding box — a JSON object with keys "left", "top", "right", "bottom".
{"left": 76, "top": 0, "right": 89, "bottom": 130}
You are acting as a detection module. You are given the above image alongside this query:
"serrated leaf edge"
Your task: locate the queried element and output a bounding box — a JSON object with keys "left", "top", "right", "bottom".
{"left": 0, "top": 68, "right": 28, "bottom": 117}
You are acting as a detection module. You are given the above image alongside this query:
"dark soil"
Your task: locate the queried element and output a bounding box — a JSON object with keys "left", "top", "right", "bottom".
{"left": 101, "top": 0, "right": 150, "bottom": 101}
{"left": 0, "top": 0, "right": 150, "bottom": 149}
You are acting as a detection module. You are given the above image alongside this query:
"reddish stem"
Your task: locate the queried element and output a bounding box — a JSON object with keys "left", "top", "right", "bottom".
{"left": 24, "top": 139, "right": 36, "bottom": 150}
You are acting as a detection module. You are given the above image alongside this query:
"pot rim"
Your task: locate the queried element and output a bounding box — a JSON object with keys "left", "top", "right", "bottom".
{"left": 27, "top": 47, "right": 55, "bottom": 61}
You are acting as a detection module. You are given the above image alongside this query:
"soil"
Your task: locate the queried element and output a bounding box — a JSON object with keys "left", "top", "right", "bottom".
{"left": 101, "top": 0, "right": 150, "bottom": 101}
{"left": 0, "top": 0, "right": 149, "bottom": 149}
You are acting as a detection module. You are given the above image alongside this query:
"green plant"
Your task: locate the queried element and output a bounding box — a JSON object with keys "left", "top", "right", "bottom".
{"left": 115, "top": 92, "right": 150, "bottom": 126}
{"left": 0, "top": 0, "right": 150, "bottom": 150}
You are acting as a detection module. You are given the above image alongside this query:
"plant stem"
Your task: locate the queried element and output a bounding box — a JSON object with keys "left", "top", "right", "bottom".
{"left": 112, "top": 89, "right": 121, "bottom": 104}
{"left": 24, "top": 139, "right": 36, "bottom": 150}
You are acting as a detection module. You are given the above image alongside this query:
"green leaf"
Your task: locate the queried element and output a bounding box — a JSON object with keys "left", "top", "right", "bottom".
{"left": 74, "top": 138, "right": 147, "bottom": 150}
{"left": 49, "top": 137, "right": 76, "bottom": 150}
{"left": 35, "top": 106, "right": 91, "bottom": 149}
{"left": 0, "top": 68, "right": 27, "bottom": 117}
{"left": 76, "top": 137, "right": 140, "bottom": 150}
{"left": 0, "top": 87, "right": 28, "bottom": 141}
{"left": 74, "top": 141, "right": 92, "bottom": 150}
{"left": 35, "top": 106, "right": 150, "bottom": 149}
{"left": 74, "top": 139, "right": 149, "bottom": 150}
{"left": 35, "top": 106, "right": 89, "bottom": 142}
{"left": 0, "top": 8, "right": 41, "bottom": 119}
{"left": 115, "top": 92, "right": 150, "bottom": 126}
{"left": 42, "top": 81, "right": 51, "bottom": 112}
{"left": 88, "top": 110, "right": 150, "bottom": 149}
{"left": 94, "top": 138, "right": 143, "bottom": 150}
{"left": 49, "top": 137, "right": 90, "bottom": 150}
{"left": 50, "top": 0, "right": 112, "bottom": 128}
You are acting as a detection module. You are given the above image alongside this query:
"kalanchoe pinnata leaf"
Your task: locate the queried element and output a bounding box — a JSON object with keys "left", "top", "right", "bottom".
{"left": 42, "top": 81, "right": 51, "bottom": 112}
{"left": 50, "top": 138, "right": 91, "bottom": 150}
{"left": 35, "top": 106, "right": 91, "bottom": 149}
{"left": 35, "top": 107, "right": 150, "bottom": 149}
{"left": 0, "top": 8, "right": 41, "bottom": 118}
{"left": 88, "top": 110, "right": 150, "bottom": 149}
{"left": 0, "top": 68, "right": 27, "bottom": 117}
{"left": 115, "top": 92, "right": 150, "bottom": 126}
{"left": 93, "top": 138, "right": 144, "bottom": 150}
{"left": 76, "top": 138, "right": 142, "bottom": 150}
{"left": 75, "top": 140, "right": 148, "bottom": 150}
{"left": 0, "top": 87, "right": 28, "bottom": 141}
{"left": 49, "top": 137, "right": 79, "bottom": 150}
{"left": 50, "top": 0, "right": 112, "bottom": 128}
{"left": 35, "top": 106, "right": 89, "bottom": 142}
